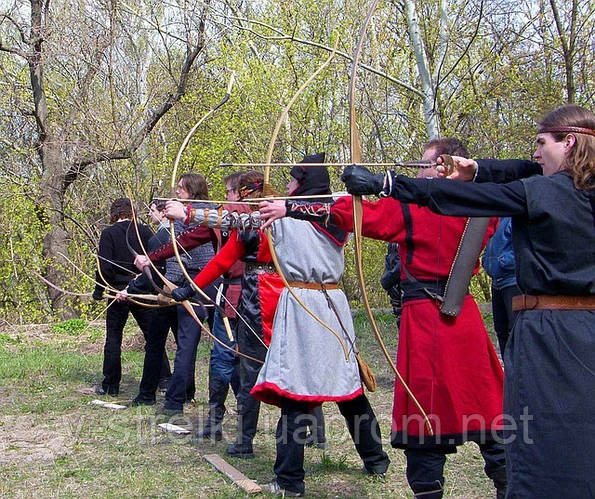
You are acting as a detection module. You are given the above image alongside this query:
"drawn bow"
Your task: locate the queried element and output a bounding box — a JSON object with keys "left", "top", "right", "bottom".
{"left": 168, "top": 72, "right": 236, "bottom": 344}
{"left": 349, "top": 0, "right": 433, "bottom": 434}
{"left": 262, "top": 38, "right": 351, "bottom": 361}
{"left": 125, "top": 75, "right": 266, "bottom": 365}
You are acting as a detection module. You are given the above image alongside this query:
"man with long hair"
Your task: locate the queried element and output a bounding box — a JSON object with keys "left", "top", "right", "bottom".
{"left": 342, "top": 104, "right": 595, "bottom": 497}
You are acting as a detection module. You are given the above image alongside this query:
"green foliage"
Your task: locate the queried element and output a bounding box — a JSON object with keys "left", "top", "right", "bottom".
{"left": 0, "top": 181, "right": 48, "bottom": 323}
{"left": 1, "top": 0, "right": 592, "bottom": 322}
{"left": 50, "top": 318, "right": 88, "bottom": 336}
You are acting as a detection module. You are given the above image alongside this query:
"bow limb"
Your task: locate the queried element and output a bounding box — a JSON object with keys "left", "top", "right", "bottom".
{"left": 170, "top": 72, "right": 235, "bottom": 189}
{"left": 49, "top": 251, "right": 158, "bottom": 308}
{"left": 174, "top": 289, "right": 264, "bottom": 365}
{"left": 349, "top": 0, "right": 433, "bottom": 434}
{"left": 93, "top": 254, "right": 169, "bottom": 308}
{"left": 127, "top": 190, "right": 263, "bottom": 364}
{"left": 262, "top": 38, "right": 350, "bottom": 361}
{"left": 168, "top": 73, "right": 236, "bottom": 342}
{"left": 33, "top": 270, "right": 96, "bottom": 298}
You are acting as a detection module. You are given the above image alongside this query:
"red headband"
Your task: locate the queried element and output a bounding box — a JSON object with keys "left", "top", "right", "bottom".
{"left": 238, "top": 181, "right": 264, "bottom": 199}
{"left": 538, "top": 126, "right": 595, "bottom": 137}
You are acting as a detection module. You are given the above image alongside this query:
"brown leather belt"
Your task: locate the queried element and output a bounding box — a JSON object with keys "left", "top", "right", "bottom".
{"left": 512, "top": 294, "right": 595, "bottom": 311}
{"left": 287, "top": 281, "right": 339, "bottom": 290}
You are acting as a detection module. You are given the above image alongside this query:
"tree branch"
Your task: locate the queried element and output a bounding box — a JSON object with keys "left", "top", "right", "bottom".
{"left": 438, "top": 0, "right": 484, "bottom": 87}
{"left": 218, "top": 14, "right": 422, "bottom": 98}
{"left": 1, "top": 12, "right": 29, "bottom": 44}
{"left": 64, "top": 3, "right": 210, "bottom": 191}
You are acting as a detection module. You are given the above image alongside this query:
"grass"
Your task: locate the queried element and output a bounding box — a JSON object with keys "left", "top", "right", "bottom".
{"left": 0, "top": 312, "right": 498, "bottom": 498}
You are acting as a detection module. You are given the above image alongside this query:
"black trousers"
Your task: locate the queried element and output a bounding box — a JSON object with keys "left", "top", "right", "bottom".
{"left": 404, "top": 441, "right": 506, "bottom": 497}
{"left": 233, "top": 315, "right": 268, "bottom": 445}
{"left": 274, "top": 395, "right": 390, "bottom": 494}
{"left": 491, "top": 284, "right": 521, "bottom": 355}
{"left": 102, "top": 300, "right": 167, "bottom": 392}
{"left": 136, "top": 305, "right": 178, "bottom": 401}
{"left": 163, "top": 303, "right": 208, "bottom": 410}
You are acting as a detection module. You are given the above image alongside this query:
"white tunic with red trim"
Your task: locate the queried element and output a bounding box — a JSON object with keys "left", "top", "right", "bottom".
{"left": 251, "top": 218, "right": 363, "bottom": 408}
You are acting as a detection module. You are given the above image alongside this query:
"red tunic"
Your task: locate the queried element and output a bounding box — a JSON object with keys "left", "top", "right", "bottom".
{"left": 193, "top": 230, "right": 283, "bottom": 345}
{"left": 330, "top": 196, "right": 503, "bottom": 448}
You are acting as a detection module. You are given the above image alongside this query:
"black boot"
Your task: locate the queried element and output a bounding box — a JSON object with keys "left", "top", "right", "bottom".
{"left": 194, "top": 376, "right": 228, "bottom": 442}
{"left": 226, "top": 394, "right": 259, "bottom": 459}
{"left": 412, "top": 480, "right": 444, "bottom": 499}
{"left": 487, "top": 466, "right": 507, "bottom": 499}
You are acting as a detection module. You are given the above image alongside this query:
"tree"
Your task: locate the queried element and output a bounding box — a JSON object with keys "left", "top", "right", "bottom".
{"left": 0, "top": 0, "right": 210, "bottom": 316}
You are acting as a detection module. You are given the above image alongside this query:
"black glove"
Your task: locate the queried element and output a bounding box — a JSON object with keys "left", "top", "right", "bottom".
{"left": 92, "top": 286, "right": 104, "bottom": 301}
{"left": 171, "top": 285, "right": 196, "bottom": 302}
{"left": 341, "top": 165, "right": 385, "bottom": 196}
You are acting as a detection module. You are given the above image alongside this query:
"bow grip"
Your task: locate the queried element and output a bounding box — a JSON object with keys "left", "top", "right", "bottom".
{"left": 439, "top": 154, "right": 455, "bottom": 176}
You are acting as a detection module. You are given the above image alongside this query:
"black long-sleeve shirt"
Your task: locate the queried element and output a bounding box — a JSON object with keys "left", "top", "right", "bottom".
{"left": 387, "top": 159, "right": 594, "bottom": 295}
{"left": 95, "top": 220, "right": 153, "bottom": 292}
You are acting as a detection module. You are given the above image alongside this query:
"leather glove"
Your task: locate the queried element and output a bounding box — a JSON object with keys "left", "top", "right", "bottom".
{"left": 92, "top": 286, "right": 104, "bottom": 301}
{"left": 341, "top": 165, "right": 385, "bottom": 196}
{"left": 171, "top": 285, "right": 196, "bottom": 302}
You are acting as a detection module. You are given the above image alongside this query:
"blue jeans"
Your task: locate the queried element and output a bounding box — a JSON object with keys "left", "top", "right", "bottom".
{"left": 210, "top": 311, "right": 239, "bottom": 388}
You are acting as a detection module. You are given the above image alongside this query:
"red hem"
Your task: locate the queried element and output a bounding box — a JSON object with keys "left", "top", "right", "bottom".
{"left": 251, "top": 381, "right": 363, "bottom": 408}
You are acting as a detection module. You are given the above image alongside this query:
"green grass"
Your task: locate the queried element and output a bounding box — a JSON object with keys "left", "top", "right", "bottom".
{"left": 0, "top": 311, "right": 497, "bottom": 497}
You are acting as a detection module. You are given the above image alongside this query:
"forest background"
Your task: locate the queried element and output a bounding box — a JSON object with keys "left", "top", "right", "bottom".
{"left": 1, "top": 0, "right": 593, "bottom": 323}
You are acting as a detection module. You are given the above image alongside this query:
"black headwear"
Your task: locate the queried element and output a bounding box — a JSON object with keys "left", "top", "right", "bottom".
{"left": 289, "top": 153, "right": 330, "bottom": 196}
{"left": 289, "top": 152, "right": 349, "bottom": 246}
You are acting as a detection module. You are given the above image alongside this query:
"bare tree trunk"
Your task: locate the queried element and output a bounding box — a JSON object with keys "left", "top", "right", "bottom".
{"left": 38, "top": 145, "right": 77, "bottom": 317}
{"left": 403, "top": 0, "right": 441, "bottom": 138}
{"left": 20, "top": 0, "right": 211, "bottom": 315}
{"left": 26, "top": 0, "right": 72, "bottom": 317}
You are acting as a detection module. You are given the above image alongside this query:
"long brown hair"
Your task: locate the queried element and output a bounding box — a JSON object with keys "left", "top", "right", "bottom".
{"left": 178, "top": 173, "right": 209, "bottom": 199}
{"left": 539, "top": 105, "right": 595, "bottom": 190}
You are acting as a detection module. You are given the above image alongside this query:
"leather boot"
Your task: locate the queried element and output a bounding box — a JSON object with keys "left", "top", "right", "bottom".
{"left": 226, "top": 394, "right": 259, "bottom": 458}
{"left": 194, "top": 376, "right": 228, "bottom": 441}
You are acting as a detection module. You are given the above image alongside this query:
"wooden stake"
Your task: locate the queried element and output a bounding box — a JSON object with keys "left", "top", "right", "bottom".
{"left": 203, "top": 454, "right": 262, "bottom": 494}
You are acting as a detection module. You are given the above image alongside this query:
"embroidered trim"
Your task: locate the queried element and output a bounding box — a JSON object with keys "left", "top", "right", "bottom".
{"left": 287, "top": 201, "right": 332, "bottom": 225}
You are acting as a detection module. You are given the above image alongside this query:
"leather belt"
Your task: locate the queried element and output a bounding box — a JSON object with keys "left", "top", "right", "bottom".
{"left": 512, "top": 294, "right": 595, "bottom": 311}
{"left": 287, "top": 281, "right": 339, "bottom": 290}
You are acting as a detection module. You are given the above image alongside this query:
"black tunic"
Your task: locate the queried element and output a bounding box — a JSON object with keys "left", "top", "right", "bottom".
{"left": 387, "top": 160, "right": 595, "bottom": 498}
